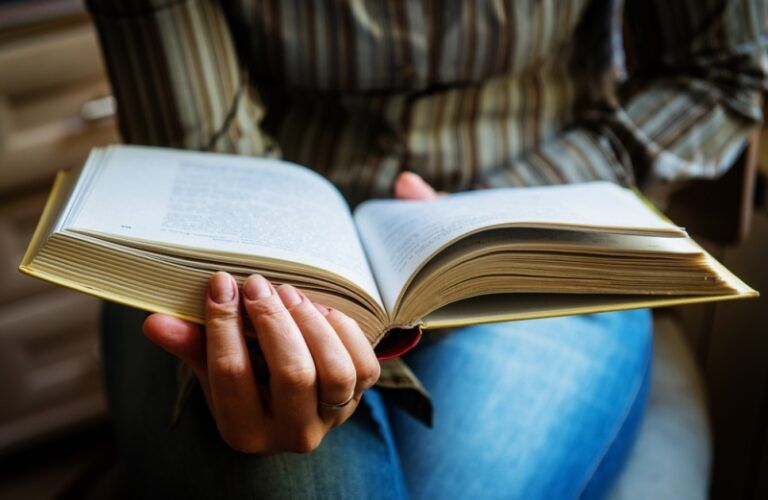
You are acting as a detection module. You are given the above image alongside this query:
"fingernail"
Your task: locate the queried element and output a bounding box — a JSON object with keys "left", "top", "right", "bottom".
{"left": 277, "top": 285, "right": 302, "bottom": 308}
{"left": 210, "top": 272, "right": 235, "bottom": 303}
{"left": 314, "top": 303, "right": 330, "bottom": 316}
{"left": 244, "top": 274, "right": 272, "bottom": 300}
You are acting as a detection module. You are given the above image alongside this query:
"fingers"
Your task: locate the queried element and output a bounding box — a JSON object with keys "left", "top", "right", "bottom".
{"left": 241, "top": 275, "right": 317, "bottom": 425}
{"left": 144, "top": 273, "right": 375, "bottom": 454}
{"left": 323, "top": 306, "right": 381, "bottom": 394}
{"left": 394, "top": 172, "right": 440, "bottom": 200}
{"left": 277, "top": 286, "right": 357, "bottom": 417}
{"left": 205, "top": 272, "right": 266, "bottom": 451}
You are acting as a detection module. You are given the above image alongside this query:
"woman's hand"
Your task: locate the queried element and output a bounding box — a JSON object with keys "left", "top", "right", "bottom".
{"left": 142, "top": 273, "right": 380, "bottom": 454}
{"left": 142, "top": 172, "right": 434, "bottom": 454}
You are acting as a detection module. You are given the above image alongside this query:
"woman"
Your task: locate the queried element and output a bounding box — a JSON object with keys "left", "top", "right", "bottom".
{"left": 90, "top": 0, "right": 766, "bottom": 498}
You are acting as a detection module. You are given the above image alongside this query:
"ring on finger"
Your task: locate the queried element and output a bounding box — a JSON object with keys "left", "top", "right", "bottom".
{"left": 318, "top": 393, "right": 355, "bottom": 410}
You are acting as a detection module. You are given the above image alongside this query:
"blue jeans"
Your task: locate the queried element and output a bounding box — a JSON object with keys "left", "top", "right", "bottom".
{"left": 102, "top": 304, "right": 652, "bottom": 500}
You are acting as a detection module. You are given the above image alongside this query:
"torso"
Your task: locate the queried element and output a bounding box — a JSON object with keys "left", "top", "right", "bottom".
{"left": 223, "top": 0, "right": 619, "bottom": 203}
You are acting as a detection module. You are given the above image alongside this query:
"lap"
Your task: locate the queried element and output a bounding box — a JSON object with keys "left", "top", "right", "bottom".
{"left": 389, "top": 309, "right": 653, "bottom": 500}
{"left": 102, "top": 304, "right": 651, "bottom": 500}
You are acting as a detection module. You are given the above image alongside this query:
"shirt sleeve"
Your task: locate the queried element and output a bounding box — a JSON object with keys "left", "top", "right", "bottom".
{"left": 86, "top": 0, "right": 279, "bottom": 156}
{"left": 477, "top": 0, "right": 767, "bottom": 196}
{"left": 476, "top": 126, "right": 638, "bottom": 189}
{"left": 619, "top": 0, "right": 767, "bottom": 196}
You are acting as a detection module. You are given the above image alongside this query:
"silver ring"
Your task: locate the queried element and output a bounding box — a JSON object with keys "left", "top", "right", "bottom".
{"left": 318, "top": 393, "right": 355, "bottom": 410}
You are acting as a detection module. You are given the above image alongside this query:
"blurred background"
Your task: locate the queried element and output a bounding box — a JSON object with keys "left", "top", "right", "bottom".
{"left": 0, "top": 1, "right": 766, "bottom": 499}
{"left": 0, "top": 1, "right": 116, "bottom": 498}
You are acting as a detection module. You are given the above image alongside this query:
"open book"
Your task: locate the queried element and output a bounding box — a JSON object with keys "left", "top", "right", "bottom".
{"left": 20, "top": 146, "right": 757, "bottom": 355}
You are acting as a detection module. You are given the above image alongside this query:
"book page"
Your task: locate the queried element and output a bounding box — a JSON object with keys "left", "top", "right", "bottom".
{"left": 63, "top": 146, "right": 382, "bottom": 304}
{"left": 354, "top": 182, "right": 684, "bottom": 313}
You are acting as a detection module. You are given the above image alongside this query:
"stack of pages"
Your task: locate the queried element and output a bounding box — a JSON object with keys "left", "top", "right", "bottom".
{"left": 21, "top": 146, "right": 757, "bottom": 348}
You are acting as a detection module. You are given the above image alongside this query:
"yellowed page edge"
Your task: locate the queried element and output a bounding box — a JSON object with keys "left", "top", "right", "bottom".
{"left": 18, "top": 264, "right": 204, "bottom": 325}
{"left": 19, "top": 169, "right": 202, "bottom": 324}
{"left": 20, "top": 171, "right": 68, "bottom": 268}
{"left": 420, "top": 291, "right": 756, "bottom": 330}
{"left": 421, "top": 246, "right": 757, "bottom": 330}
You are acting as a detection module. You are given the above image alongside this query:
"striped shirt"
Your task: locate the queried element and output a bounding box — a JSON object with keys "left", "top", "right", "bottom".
{"left": 87, "top": 0, "right": 768, "bottom": 425}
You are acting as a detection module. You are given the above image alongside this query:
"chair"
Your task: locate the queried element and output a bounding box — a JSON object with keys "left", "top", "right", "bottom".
{"left": 608, "top": 135, "right": 760, "bottom": 499}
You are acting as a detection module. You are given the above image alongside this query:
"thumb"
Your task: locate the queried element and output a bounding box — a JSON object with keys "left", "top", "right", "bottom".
{"left": 143, "top": 313, "right": 206, "bottom": 373}
{"left": 394, "top": 172, "right": 440, "bottom": 200}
